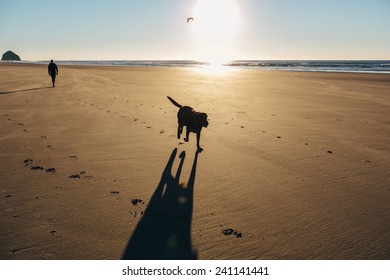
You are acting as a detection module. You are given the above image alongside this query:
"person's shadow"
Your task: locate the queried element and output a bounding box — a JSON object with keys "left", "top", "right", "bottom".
{"left": 122, "top": 148, "right": 199, "bottom": 260}
{"left": 0, "top": 87, "right": 52, "bottom": 95}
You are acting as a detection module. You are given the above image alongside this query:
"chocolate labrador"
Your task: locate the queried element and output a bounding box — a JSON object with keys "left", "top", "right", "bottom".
{"left": 167, "top": 96, "right": 208, "bottom": 150}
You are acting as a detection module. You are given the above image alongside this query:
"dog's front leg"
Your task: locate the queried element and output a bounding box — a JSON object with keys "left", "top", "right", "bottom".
{"left": 184, "top": 127, "right": 190, "bottom": 142}
{"left": 177, "top": 125, "right": 182, "bottom": 139}
{"left": 196, "top": 130, "right": 202, "bottom": 150}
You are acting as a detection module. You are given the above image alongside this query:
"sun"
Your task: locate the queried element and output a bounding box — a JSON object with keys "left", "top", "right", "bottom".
{"left": 191, "top": 0, "right": 241, "bottom": 64}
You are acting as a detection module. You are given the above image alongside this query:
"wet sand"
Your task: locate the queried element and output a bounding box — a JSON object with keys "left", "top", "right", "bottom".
{"left": 1, "top": 63, "right": 389, "bottom": 259}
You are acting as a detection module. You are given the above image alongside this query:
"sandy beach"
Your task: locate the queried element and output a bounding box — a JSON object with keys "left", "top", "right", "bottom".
{"left": 0, "top": 63, "right": 389, "bottom": 260}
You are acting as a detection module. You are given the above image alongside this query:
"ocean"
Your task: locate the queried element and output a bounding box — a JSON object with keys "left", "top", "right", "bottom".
{"left": 13, "top": 60, "right": 390, "bottom": 74}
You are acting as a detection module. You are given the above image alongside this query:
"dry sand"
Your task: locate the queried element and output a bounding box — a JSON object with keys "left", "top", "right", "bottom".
{"left": 0, "top": 63, "right": 389, "bottom": 259}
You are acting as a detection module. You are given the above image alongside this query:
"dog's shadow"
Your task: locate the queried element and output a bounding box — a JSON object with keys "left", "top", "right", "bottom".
{"left": 122, "top": 148, "right": 199, "bottom": 260}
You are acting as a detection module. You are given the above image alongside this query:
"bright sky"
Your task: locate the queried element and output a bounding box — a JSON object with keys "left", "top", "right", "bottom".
{"left": 1, "top": 0, "right": 389, "bottom": 61}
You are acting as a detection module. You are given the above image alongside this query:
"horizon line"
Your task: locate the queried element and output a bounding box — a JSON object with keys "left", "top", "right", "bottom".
{"left": 5, "top": 58, "right": 390, "bottom": 62}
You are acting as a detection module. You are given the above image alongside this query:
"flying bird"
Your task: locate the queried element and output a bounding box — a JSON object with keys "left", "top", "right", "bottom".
{"left": 186, "top": 17, "right": 194, "bottom": 23}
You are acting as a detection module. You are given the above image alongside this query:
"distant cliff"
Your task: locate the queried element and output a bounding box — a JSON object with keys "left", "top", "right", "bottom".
{"left": 1, "top": 50, "right": 21, "bottom": 61}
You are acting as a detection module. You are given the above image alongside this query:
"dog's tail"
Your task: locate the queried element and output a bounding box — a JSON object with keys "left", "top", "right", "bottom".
{"left": 167, "top": 96, "right": 182, "bottom": 108}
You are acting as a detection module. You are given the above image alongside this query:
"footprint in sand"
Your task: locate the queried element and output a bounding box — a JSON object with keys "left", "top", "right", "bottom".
{"left": 24, "top": 159, "right": 56, "bottom": 174}
{"left": 222, "top": 228, "right": 243, "bottom": 238}
{"left": 159, "top": 130, "right": 165, "bottom": 134}
{"left": 23, "top": 159, "right": 33, "bottom": 167}
{"left": 129, "top": 199, "right": 145, "bottom": 218}
{"left": 31, "top": 166, "right": 44, "bottom": 170}
{"left": 131, "top": 198, "right": 144, "bottom": 206}
{"left": 69, "top": 171, "right": 92, "bottom": 179}
{"left": 50, "top": 230, "right": 60, "bottom": 239}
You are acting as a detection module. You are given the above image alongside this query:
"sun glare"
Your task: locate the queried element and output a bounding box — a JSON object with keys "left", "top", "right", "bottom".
{"left": 191, "top": 0, "right": 241, "bottom": 65}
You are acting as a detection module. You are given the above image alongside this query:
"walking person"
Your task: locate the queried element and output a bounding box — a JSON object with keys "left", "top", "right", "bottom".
{"left": 48, "top": 59, "right": 58, "bottom": 87}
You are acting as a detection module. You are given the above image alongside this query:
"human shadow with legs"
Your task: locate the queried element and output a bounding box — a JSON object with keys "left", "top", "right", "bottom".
{"left": 122, "top": 148, "right": 199, "bottom": 259}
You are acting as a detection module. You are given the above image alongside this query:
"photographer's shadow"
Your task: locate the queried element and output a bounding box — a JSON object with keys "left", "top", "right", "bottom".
{"left": 122, "top": 148, "right": 199, "bottom": 259}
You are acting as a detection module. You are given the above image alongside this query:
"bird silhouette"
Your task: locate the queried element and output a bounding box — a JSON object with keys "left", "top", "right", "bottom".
{"left": 186, "top": 17, "right": 194, "bottom": 23}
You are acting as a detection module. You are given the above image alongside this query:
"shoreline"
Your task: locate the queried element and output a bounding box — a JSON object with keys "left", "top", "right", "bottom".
{"left": 2, "top": 60, "right": 390, "bottom": 74}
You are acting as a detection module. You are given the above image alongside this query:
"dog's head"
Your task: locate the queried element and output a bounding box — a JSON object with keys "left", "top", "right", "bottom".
{"left": 196, "top": 112, "right": 209, "bottom": 128}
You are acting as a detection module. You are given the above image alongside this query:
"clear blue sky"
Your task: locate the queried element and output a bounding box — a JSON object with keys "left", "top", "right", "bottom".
{"left": 1, "top": 0, "right": 389, "bottom": 61}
